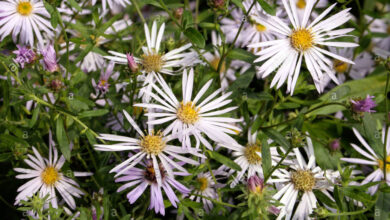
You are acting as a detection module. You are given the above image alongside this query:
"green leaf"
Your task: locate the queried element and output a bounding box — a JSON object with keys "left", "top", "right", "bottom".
{"left": 68, "top": 0, "right": 82, "bottom": 11}
{"left": 207, "top": 150, "right": 242, "bottom": 171}
{"left": 28, "top": 104, "right": 40, "bottom": 128}
{"left": 261, "top": 138, "right": 271, "bottom": 177}
{"left": 56, "top": 117, "right": 70, "bottom": 161}
{"left": 264, "top": 129, "right": 291, "bottom": 150}
{"left": 256, "top": 0, "right": 276, "bottom": 15}
{"left": 229, "top": 69, "right": 256, "bottom": 90}
{"left": 79, "top": 109, "right": 109, "bottom": 118}
{"left": 362, "top": 112, "right": 383, "bottom": 157}
{"left": 309, "top": 72, "right": 387, "bottom": 116}
{"left": 227, "top": 48, "right": 256, "bottom": 63}
{"left": 375, "top": 192, "right": 390, "bottom": 220}
{"left": 184, "top": 28, "right": 205, "bottom": 48}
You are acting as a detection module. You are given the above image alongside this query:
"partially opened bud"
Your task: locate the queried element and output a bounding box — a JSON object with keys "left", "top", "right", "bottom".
{"left": 247, "top": 175, "right": 264, "bottom": 194}
{"left": 126, "top": 53, "right": 138, "bottom": 73}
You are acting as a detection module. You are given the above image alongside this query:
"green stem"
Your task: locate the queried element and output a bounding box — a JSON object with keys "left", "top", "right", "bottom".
{"left": 190, "top": 193, "right": 239, "bottom": 208}
{"left": 264, "top": 143, "right": 294, "bottom": 183}
{"left": 216, "top": 1, "right": 256, "bottom": 74}
{"left": 130, "top": 0, "right": 146, "bottom": 23}
{"left": 322, "top": 207, "right": 370, "bottom": 217}
{"left": 203, "top": 146, "right": 222, "bottom": 202}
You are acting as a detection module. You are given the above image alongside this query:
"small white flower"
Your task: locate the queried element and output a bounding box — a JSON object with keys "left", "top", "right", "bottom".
{"left": 248, "top": 0, "right": 358, "bottom": 95}
{"left": 14, "top": 145, "right": 92, "bottom": 210}
{"left": 135, "top": 68, "right": 242, "bottom": 149}
{"left": 0, "top": 0, "right": 54, "bottom": 46}
{"left": 105, "top": 21, "right": 198, "bottom": 102}
{"left": 341, "top": 127, "right": 390, "bottom": 195}
{"left": 270, "top": 146, "right": 337, "bottom": 220}
{"left": 94, "top": 110, "right": 202, "bottom": 186}
{"left": 219, "top": 130, "right": 288, "bottom": 187}
{"left": 190, "top": 171, "right": 224, "bottom": 213}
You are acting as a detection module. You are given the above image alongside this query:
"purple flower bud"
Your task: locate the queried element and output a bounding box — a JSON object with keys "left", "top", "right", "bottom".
{"left": 247, "top": 175, "right": 264, "bottom": 194}
{"left": 126, "top": 53, "right": 138, "bottom": 73}
{"left": 351, "top": 95, "right": 377, "bottom": 113}
{"left": 97, "top": 62, "right": 114, "bottom": 93}
{"left": 40, "top": 44, "right": 59, "bottom": 72}
{"left": 329, "top": 139, "right": 340, "bottom": 151}
{"left": 13, "top": 45, "right": 36, "bottom": 68}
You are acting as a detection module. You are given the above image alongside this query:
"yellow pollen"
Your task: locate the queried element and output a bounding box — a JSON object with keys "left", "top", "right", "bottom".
{"left": 255, "top": 23, "right": 267, "bottom": 32}
{"left": 333, "top": 60, "right": 349, "bottom": 73}
{"left": 244, "top": 144, "right": 262, "bottom": 164}
{"left": 177, "top": 102, "right": 199, "bottom": 124}
{"left": 296, "top": 0, "right": 306, "bottom": 9}
{"left": 197, "top": 177, "right": 208, "bottom": 191}
{"left": 210, "top": 57, "right": 226, "bottom": 74}
{"left": 290, "top": 29, "right": 313, "bottom": 52}
{"left": 41, "top": 166, "right": 60, "bottom": 185}
{"left": 140, "top": 131, "right": 165, "bottom": 155}
{"left": 100, "top": 80, "right": 107, "bottom": 86}
{"left": 17, "top": 1, "right": 33, "bottom": 16}
{"left": 378, "top": 156, "right": 390, "bottom": 173}
{"left": 291, "top": 170, "right": 315, "bottom": 192}
{"left": 141, "top": 53, "right": 164, "bottom": 73}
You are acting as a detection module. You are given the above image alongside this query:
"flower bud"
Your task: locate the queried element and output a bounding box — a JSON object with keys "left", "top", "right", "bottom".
{"left": 329, "top": 139, "right": 340, "bottom": 151}
{"left": 174, "top": 8, "right": 183, "bottom": 20}
{"left": 40, "top": 44, "right": 59, "bottom": 73}
{"left": 247, "top": 175, "right": 264, "bottom": 194}
{"left": 126, "top": 53, "right": 138, "bottom": 73}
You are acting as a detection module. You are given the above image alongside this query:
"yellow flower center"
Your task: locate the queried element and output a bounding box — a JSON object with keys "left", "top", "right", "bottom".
{"left": 290, "top": 29, "right": 313, "bottom": 52}
{"left": 244, "top": 144, "right": 262, "bottom": 165}
{"left": 141, "top": 53, "right": 164, "bottom": 73}
{"left": 41, "top": 166, "right": 60, "bottom": 185}
{"left": 177, "top": 102, "right": 199, "bottom": 124}
{"left": 255, "top": 23, "right": 267, "bottom": 32}
{"left": 378, "top": 156, "right": 390, "bottom": 173}
{"left": 140, "top": 131, "right": 166, "bottom": 155}
{"left": 291, "top": 170, "right": 316, "bottom": 192}
{"left": 197, "top": 177, "right": 208, "bottom": 191}
{"left": 210, "top": 57, "right": 226, "bottom": 74}
{"left": 296, "top": 0, "right": 306, "bottom": 9}
{"left": 333, "top": 60, "right": 349, "bottom": 73}
{"left": 17, "top": 1, "right": 33, "bottom": 16}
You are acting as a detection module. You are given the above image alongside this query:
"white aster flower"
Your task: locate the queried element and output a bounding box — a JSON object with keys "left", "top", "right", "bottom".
{"left": 0, "top": 0, "right": 54, "bottom": 46}
{"left": 14, "top": 146, "right": 92, "bottom": 210}
{"left": 105, "top": 21, "right": 197, "bottom": 102}
{"left": 94, "top": 110, "right": 201, "bottom": 185}
{"left": 270, "top": 147, "right": 336, "bottom": 220}
{"left": 220, "top": 130, "right": 288, "bottom": 187}
{"left": 248, "top": 0, "right": 358, "bottom": 95}
{"left": 341, "top": 127, "right": 390, "bottom": 195}
{"left": 135, "top": 68, "right": 242, "bottom": 149}
{"left": 190, "top": 171, "right": 224, "bottom": 213}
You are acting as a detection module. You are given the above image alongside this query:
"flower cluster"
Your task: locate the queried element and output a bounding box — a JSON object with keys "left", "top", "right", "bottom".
{"left": 1, "top": 0, "right": 390, "bottom": 219}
